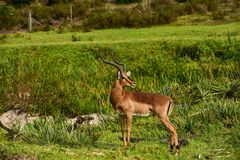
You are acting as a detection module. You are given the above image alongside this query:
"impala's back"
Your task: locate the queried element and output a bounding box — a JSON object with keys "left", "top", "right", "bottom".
{"left": 121, "top": 91, "right": 173, "bottom": 118}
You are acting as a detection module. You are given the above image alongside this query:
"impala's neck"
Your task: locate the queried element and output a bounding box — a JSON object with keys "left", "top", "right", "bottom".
{"left": 110, "top": 79, "right": 125, "bottom": 111}
{"left": 112, "top": 79, "right": 123, "bottom": 90}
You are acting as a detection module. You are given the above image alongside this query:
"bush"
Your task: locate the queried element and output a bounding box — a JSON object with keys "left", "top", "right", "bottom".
{"left": 182, "top": 0, "right": 221, "bottom": 14}
{"left": 0, "top": 4, "right": 26, "bottom": 30}
{"left": 0, "top": 34, "right": 8, "bottom": 43}
{"left": 116, "top": 0, "right": 142, "bottom": 4}
{"left": 6, "top": 0, "right": 35, "bottom": 6}
{"left": 82, "top": 9, "right": 128, "bottom": 29}
{"left": 82, "top": 5, "right": 180, "bottom": 30}
{"left": 71, "top": 34, "right": 82, "bottom": 41}
{"left": 0, "top": 4, "right": 15, "bottom": 30}
{"left": 212, "top": 10, "right": 225, "bottom": 20}
{"left": 22, "top": 118, "right": 102, "bottom": 146}
{"left": 151, "top": 1, "right": 181, "bottom": 23}
{"left": 204, "top": 0, "right": 220, "bottom": 11}
{"left": 175, "top": 43, "right": 212, "bottom": 60}
{"left": 30, "top": 3, "right": 71, "bottom": 29}
{"left": 46, "top": 0, "right": 72, "bottom": 5}
{"left": 199, "top": 100, "right": 240, "bottom": 127}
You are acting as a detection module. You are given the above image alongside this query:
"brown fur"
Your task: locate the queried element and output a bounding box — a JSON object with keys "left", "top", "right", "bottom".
{"left": 100, "top": 53, "right": 180, "bottom": 155}
{"left": 109, "top": 76, "right": 179, "bottom": 156}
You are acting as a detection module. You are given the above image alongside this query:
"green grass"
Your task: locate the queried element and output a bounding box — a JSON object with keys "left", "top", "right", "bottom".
{"left": 0, "top": 23, "right": 240, "bottom": 159}
{"left": 1, "top": 117, "right": 239, "bottom": 160}
{"left": 0, "top": 23, "right": 239, "bottom": 47}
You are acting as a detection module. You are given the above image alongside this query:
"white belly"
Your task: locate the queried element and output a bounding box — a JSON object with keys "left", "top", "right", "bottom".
{"left": 117, "top": 101, "right": 154, "bottom": 117}
{"left": 132, "top": 112, "right": 154, "bottom": 117}
{"left": 118, "top": 112, "right": 154, "bottom": 117}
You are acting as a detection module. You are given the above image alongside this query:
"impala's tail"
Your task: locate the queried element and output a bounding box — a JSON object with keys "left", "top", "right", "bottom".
{"left": 167, "top": 100, "right": 174, "bottom": 116}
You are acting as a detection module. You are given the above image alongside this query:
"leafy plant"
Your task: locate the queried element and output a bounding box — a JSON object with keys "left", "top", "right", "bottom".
{"left": 199, "top": 100, "right": 240, "bottom": 127}
{"left": 22, "top": 118, "right": 102, "bottom": 147}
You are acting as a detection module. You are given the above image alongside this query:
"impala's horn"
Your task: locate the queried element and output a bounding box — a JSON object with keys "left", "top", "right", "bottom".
{"left": 111, "top": 52, "right": 126, "bottom": 72}
{"left": 99, "top": 51, "right": 121, "bottom": 71}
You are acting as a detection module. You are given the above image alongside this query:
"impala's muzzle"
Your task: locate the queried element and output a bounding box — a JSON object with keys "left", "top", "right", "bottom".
{"left": 131, "top": 81, "right": 136, "bottom": 88}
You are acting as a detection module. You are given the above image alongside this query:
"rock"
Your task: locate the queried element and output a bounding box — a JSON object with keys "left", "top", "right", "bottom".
{"left": 0, "top": 110, "right": 107, "bottom": 134}
{"left": 75, "top": 113, "right": 105, "bottom": 125}
{"left": 0, "top": 110, "right": 39, "bottom": 132}
{"left": 67, "top": 113, "right": 106, "bottom": 131}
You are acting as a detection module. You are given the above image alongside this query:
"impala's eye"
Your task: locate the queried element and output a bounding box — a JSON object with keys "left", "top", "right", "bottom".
{"left": 122, "top": 74, "right": 127, "bottom": 79}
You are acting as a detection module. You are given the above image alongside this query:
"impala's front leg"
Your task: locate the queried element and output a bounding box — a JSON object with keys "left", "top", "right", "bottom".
{"left": 126, "top": 114, "right": 132, "bottom": 146}
{"left": 120, "top": 116, "right": 127, "bottom": 147}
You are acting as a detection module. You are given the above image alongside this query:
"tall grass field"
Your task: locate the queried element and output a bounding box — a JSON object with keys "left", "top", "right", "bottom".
{"left": 0, "top": 23, "right": 240, "bottom": 159}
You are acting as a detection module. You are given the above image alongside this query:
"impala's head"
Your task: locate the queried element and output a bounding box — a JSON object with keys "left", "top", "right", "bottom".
{"left": 117, "top": 70, "right": 136, "bottom": 88}
{"left": 100, "top": 51, "right": 136, "bottom": 88}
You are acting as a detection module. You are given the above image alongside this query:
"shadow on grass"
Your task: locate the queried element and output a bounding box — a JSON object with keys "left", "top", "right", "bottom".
{"left": 94, "top": 137, "right": 167, "bottom": 149}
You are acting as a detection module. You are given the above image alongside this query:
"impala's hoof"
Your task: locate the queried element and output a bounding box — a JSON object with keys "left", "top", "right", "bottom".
{"left": 123, "top": 143, "right": 129, "bottom": 149}
{"left": 169, "top": 144, "right": 174, "bottom": 152}
{"left": 175, "top": 145, "right": 180, "bottom": 156}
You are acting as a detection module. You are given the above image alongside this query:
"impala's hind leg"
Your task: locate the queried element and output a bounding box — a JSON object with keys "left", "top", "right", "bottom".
{"left": 159, "top": 117, "right": 179, "bottom": 156}
{"left": 167, "top": 119, "right": 179, "bottom": 156}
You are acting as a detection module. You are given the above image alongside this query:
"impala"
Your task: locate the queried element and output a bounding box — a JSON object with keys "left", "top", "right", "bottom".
{"left": 100, "top": 52, "right": 180, "bottom": 155}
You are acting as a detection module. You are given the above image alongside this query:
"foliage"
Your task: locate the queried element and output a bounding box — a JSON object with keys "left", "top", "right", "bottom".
{"left": 0, "top": 34, "right": 8, "bottom": 43}
{"left": 6, "top": 0, "right": 35, "bottom": 6}
{"left": 22, "top": 118, "right": 102, "bottom": 147}
{"left": 0, "top": 3, "right": 29, "bottom": 30}
{"left": 0, "top": 4, "right": 15, "bottom": 16}
{"left": 0, "top": 24, "right": 239, "bottom": 116}
{"left": 0, "top": 4, "right": 16, "bottom": 30}
{"left": 0, "top": 24, "right": 240, "bottom": 159}
{"left": 1, "top": 0, "right": 239, "bottom": 31}
{"left": 116, "top": 0, "right": 142, "bottom": 4}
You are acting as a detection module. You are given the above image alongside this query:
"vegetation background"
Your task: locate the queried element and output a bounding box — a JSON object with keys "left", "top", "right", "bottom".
{"left": 0, "top": 0, "right": 240, "bottom": 160}
{"left": 0, "top": 0, "right": 240, "bottom": 31}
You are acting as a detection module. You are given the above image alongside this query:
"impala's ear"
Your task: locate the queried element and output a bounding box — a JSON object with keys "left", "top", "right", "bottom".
{"left": 126, "top": 71, "right": 131, "bottom": 76}
{"left": 117, "top": 71, "right": 121, "bottom": 79}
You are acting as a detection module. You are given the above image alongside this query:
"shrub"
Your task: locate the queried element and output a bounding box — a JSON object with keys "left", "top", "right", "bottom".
{"left": 31, "top": 3, "right": 70, "bottom": 25}
{"left": 71, "top": 34, "right": 81, "bottom": 41}
{"left": 175, "top": 43, "right": 203, "bottom": 60}
{"left": 6, "top": 0, "right": 35, "bottom": 6}
{"left": 22, "top": 118, "right": 102, "bottom": 146}
{"left": 0, "top": 7, "right": 26, "bottom": 30}
{"left": 0, "top": 4, "right": 16, "bottom": 30}
{"left": 225, "top": 81, "right": 240, "bottom": 100}
{"left": 72, "top": 1, "right": 90, "bottom": 19}
{"left": 116, "top": 0, "right": 142, "bottom": 4}
{"left": 0, "top": 34, "right": 8, "bottom": 43}
{"left": 228, "top": 126, "right": 240, "bottom": 147}
{"left": 50, "top": 4, "right": 69, "bottom": 20}
{"left": 156, "top": 5, "right": 178, "bottom": 23}
{"left": 151, "top": 1, "right": 180, "bottom": 23}
{"left": 82, "top": 9, "right": 128, "bottom": 29}
{"left": 182, "top": 0, "right": 221, "bottom": 14}
{"left": 46, "top": 0, "right": 72, "bottom": 5}
{"left": 212, "top": 10, "right": 225, "bottom": 20}
{"left": 204, "top": 0, "right": 221, "bottom": 11}
{"left": 199, "top": 100, "right": 240, "bottom": 127}
{"left": 82, "top": 5, "right": 180, "bottom": 30}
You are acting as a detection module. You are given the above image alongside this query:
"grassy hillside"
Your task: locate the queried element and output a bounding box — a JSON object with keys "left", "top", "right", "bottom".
{"left": 1, "top": 23, "right": 240, "bottom": 46}
{"left": 0, "top": 23, "right": 240, "bottom": 159}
